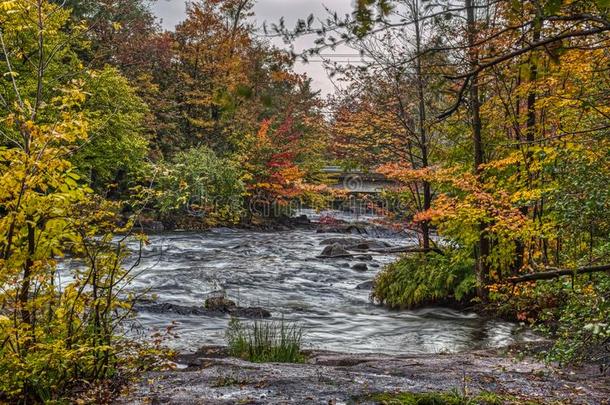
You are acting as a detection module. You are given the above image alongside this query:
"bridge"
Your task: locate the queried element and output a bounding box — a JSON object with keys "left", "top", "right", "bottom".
{"left": 321, "top": 166, "right": 396, "bottom": 194}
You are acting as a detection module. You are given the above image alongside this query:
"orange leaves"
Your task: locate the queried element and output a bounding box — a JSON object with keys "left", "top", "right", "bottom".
{"left": 244, "top": 113, "right": 310, "bottom": 203}
{"left": 377, "top": 163, "right": 434, "bottom": 183}
{"left": 257, "top": 119, "right": 271, "bottom": 142}
{"left": 480, "top": 152, "right": 521, "bottom": 171}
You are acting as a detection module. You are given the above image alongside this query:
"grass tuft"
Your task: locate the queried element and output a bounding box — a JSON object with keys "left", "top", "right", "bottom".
{"left": 225, "top": 317, "right": 305, "bottom": 363}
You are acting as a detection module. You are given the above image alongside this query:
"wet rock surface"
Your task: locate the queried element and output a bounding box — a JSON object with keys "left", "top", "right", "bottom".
{"left": 119, "top": 348, "right": 608, "bottom": 404}
{"left": 316, "top": 223, "right": 412, "bottom": 239}
{"left": 352, "top": 263, "right": 368, "bottom": 271}
{"left": 319, "top": 237, "right": 366, "bottom": 246}
{"left": 319, "top": 243, "right": 350, "bottom": 258}
{"left": 135, "top": 301, "right": 271, "bottom": 319}
{"left": 356, "top": 280, "right": 374, "bottom": 290}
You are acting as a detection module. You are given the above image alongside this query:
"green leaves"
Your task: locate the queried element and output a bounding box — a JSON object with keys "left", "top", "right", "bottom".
{"left": 155, "top": 146, "right": 245, "bottom": 224}
{"left": 71, "top": 66, "right": 149, "bottom": 193}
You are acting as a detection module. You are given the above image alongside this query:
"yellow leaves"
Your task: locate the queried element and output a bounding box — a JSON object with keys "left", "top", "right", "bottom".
{"left": 480, "top": 153, "right": 521, "bottom": 170}
{"left": 511, "top": 188, "right": 543, "bottom": 205}
{"left": 0, "top": 0, "right": 17, "bottom": 12}
{"left": 2, "top": 70, "right": 18, "bottom": 78}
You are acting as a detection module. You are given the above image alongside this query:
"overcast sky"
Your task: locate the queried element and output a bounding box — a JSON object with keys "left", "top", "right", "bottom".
{"left": 151, "top": 0, "right": 357, "bottom": 95}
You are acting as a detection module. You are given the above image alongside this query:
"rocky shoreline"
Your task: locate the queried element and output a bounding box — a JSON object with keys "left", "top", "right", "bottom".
{"left": 118, "top": 345, "right": 609, "bottom": 404}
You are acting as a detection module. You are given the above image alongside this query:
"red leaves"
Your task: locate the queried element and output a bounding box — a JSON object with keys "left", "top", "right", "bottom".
{"left": 245, "top": 112, "right": 308, "bottom": 203}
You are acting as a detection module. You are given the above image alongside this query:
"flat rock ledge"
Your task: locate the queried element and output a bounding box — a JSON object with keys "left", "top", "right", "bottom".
{"left": 118, "top": 348, "right": 609, "bottom": 404}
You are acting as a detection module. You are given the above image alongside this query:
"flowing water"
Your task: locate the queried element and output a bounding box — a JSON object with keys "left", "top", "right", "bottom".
{"left": 121, "top": 220, "right": 538, "bottom": 355}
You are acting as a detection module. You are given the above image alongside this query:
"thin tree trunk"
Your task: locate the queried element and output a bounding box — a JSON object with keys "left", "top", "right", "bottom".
{"left": 466, "top": 0, "right": 490, "bottom": 299}
{"left": 413, "top": 0, "right": 431, "bottom": 250}
{"left": 514, "top": 19, "right": 541, "bottom": 275}
{"left": 507, "top": 264, "right": 610, "bottom": 283}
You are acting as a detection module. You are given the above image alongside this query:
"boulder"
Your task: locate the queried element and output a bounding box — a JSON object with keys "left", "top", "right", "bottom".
{"left": 346, "top": 240, "right": 392, "bottom": 251}
{"left": 205, "top": 296, "right": 237, "bottom": 312}
{"left": 320, "top": 237, "right": 364, "bottom": 246}
{"left": 355, "top": 255, "right": 373, "bottom": 261}
{"left": 292, "top": 214, "right": 311, "bottom": 225}
{"left": 320, "top": 243, "right": 349, "bottom": 258}
{"left": 136, "top": 300, "right": 271, "bottom": 319}
{"left": 231, "top": 307, "right": 271, "bottom": 318}
{"left": 352, "top": 263, "right": 368, "bottom": 271}
{"left": 356, "top": 280, "right": 374, "bottom": 290}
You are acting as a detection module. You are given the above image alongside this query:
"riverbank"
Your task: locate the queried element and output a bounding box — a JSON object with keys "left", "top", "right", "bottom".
{"left": 118, "top": 345, "right": 609, "bottom": 404}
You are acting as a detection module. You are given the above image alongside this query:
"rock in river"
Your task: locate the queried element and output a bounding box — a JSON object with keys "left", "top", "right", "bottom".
{"left": 204, "top": 296, "right": 237, "bottom": 311}
{"left": 319, "top": 243, "right": 349, "bottom": 258}
{"left": 352, "top": 263, "right": 368, "bottom": 271}
{"left": 319, "top": 237, "right": 364, "bottom": 246}
{"left": 355, "top": 280, "right": 374, "bottom": 290}
{"left": 136, "top": 299, "right": 271, "bottom": 319}
{"left": 346, "top": 240, "right": 391, "bottom": 251}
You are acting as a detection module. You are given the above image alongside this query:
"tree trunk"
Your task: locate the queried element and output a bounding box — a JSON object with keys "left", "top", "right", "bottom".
{"left": 513, "top": 19, "right": 541, "bottom": 275}
{"left": 466, "top": 0, "right": 490, "bottom": 299}
{"left": 507, "top": 264, "right": 610, "bottom": 283}
{"left": 413, "top": 0, "right": 431, "bottom": 250}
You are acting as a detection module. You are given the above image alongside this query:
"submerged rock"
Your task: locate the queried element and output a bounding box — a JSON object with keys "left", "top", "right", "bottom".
{"left": 319, "top": 243, "right": 349, "bottom": 258}
{"left": 319, "top": 237, "right": 364, "bottom": 246}
{"left": 352, "top": 263, "right": 368, "bottom": 271}
{"left": 346, "top": 240, "right": 391, "bottom": 251}
{"left": 355, "top": 280, "right": 374, "bottom": 290}
{"left": 231, "top": 307, "right": 271, "bottom": 318}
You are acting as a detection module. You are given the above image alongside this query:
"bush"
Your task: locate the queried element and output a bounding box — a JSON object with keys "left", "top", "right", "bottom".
{"left": 372, "top": 250, "right": 476, "bottom": 309}
{"left": 489, "top": 272, "right": 609, "bottom": 369}
{"left": 539, "top": 275, "right": 610, "bottom": 368}
{"left": 155, "top": 146, "right": 245, "bottom": 225}
{"left": 225, "top": 317, "right": 305, "bottom": 363}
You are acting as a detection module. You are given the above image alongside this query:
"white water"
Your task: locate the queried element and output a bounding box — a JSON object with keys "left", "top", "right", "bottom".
{"left": 121, "top": 223, "right": 538, "bottom": 354}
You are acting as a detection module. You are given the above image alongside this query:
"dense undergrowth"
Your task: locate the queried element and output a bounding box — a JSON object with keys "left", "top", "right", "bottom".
{"left": 371, "top": 251, "right": 476, "bottom": 309}
{"left": 373, "top": 251, "right": 609, "bottom": 368}
{"left": 490, "top": 274, "right": 610, "bottom": 368}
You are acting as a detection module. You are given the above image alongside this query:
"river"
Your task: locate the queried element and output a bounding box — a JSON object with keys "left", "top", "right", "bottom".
{"left": 124, "top": 221, "right": 538, "bottom": 355}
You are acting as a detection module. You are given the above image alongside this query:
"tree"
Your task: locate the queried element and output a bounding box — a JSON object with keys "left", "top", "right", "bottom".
{"left": 0, "top": 1, "right": 158, "bottom": 400}
{"left": 72, "top": 66, "right": 149, "bottom": 194}
{"left": 155, "top": 146, "right": 245, "bottom": 225}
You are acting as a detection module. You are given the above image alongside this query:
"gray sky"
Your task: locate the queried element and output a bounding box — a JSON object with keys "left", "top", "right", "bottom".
{"left": 151, "top": 0, "right": 357, "bottom": 95}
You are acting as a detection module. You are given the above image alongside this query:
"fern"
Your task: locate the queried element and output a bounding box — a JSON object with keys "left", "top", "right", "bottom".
{"left": 371, "top": 250, "right": 476, "bottom": 309}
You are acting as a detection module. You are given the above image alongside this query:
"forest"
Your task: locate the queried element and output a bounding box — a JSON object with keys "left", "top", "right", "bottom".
{"left": 0, "top": 0, "right": 608, "bottom": 403}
